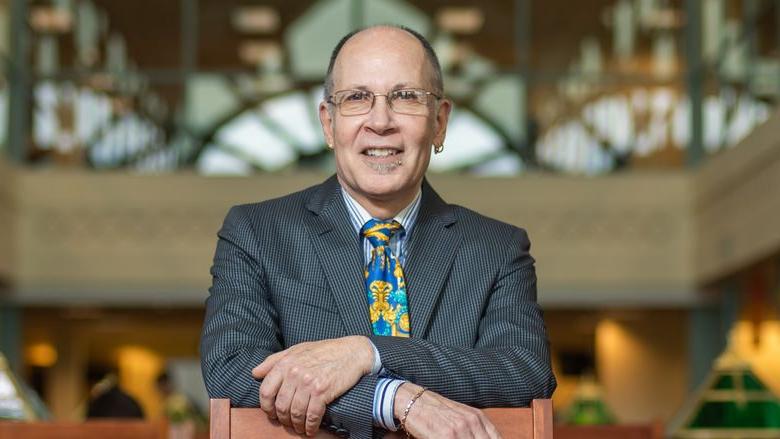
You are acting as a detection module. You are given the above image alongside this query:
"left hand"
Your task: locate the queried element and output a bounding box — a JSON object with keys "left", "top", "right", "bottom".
{"left": 251, "top": 336, "right": 374, "bottom": 437}
{"left": 394, "top": 383, "right": 502, "bottom": 439}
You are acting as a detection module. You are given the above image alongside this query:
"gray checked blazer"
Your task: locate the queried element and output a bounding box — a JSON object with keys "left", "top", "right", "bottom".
{"left": 200, "top": 175, "right": 556, "bottom": 439}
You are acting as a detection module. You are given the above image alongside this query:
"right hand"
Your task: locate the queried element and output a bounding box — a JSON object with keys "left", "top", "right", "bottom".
{"left": 393, "top": 383, "right": 502, "bottom": 439}
{"left": 252, "top": 336, "right": 375, "bottom": 436}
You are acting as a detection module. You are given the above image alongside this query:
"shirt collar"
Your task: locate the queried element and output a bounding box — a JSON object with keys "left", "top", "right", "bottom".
{"left": 340, "top": 186, "right": 422, "bottom": 234}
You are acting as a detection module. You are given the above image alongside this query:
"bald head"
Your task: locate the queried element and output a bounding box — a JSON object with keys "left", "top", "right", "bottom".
{"left": 323, "top": 25, "right": 443, "bottom": 100}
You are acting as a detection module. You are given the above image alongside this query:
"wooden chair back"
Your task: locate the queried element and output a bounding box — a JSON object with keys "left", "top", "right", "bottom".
{"left": 209, "top": 398, "right": 553, "bottom": 438}
{"left": 0, "top": 420, "right": 166, "bottom": 439}
{"left": 554, "top": 423, "right": 664, "bottom": 439}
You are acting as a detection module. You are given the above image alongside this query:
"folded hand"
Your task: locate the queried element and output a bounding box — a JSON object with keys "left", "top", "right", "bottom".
{"left": 252, "top": 336, "right": 374, "bottom": 436}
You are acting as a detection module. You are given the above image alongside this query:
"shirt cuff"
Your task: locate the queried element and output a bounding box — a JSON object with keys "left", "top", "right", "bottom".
{"left": 372, "top": 378, "right": 405, "bottom": 431}
{"left": 369, "top": 340, "right": 382, "bottom": 375}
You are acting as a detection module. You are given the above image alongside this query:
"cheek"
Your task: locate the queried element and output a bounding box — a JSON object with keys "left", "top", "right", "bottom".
{"left": 334, "top": 121, "right": 362, "bottom": 144}
{"left": 407, "top": 124, "right": 436, "bottom": 151}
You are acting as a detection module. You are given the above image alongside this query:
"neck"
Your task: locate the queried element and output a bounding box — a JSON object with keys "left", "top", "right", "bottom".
{"left": 340, "top": 182, "right": 418, "bottom": 220}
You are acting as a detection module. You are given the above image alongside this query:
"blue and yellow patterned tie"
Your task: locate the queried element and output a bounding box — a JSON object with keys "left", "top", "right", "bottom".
{"left": 361, "top": 219, "right": 410, "bottom": 337}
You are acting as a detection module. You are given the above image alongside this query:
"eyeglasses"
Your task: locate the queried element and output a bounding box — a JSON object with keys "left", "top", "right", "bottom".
{"left": 327, "top": 88, "right": 441, "bottom": 116}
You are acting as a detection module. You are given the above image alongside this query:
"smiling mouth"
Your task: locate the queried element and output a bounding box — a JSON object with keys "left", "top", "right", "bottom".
{"left": 361, "top": 148, "right": 403, "bottom": 172}
{"left": 362, "top": 148, "right": 401, "bottom": 157}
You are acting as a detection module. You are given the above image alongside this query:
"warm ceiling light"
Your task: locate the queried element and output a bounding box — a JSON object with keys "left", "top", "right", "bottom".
{"left": 25, "top": 343, "right": 58, "bottom": 367}
{"left": 238, "top": 40, "right": 281, "bottom": 65}
{"left": 436, "top": 7, "right": 485, "bottom": 34}
{"left": 231, "top": 6, "right": 280, "bottom": 34}
{"left": 30, "top": 6, "right": 73, "bottom": 33}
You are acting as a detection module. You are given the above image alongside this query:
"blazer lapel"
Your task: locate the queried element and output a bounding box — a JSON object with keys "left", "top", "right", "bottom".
{"left": 404, "top": 179, "right": 462, "bottom": 338}
{"left": 304, "top": 176, "right": 373, "bottom": 336}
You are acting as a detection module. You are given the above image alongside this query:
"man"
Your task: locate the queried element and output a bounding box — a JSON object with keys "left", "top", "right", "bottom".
{"left": 200, "top": 25, "right": 555, "bottom": 439}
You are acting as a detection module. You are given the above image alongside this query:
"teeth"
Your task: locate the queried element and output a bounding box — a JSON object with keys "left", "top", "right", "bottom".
{"left": 365, "top": 148, "right": 398, "bottom": 157}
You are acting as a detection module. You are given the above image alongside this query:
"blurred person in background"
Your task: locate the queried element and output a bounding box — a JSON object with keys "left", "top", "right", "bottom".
{"left": 86, "top": 370, "right": 143, "bottom": 419}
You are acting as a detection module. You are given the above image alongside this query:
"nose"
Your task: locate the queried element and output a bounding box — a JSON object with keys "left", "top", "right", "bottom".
{"left": 364, "top": 94, "right": 396, "bottom": 134}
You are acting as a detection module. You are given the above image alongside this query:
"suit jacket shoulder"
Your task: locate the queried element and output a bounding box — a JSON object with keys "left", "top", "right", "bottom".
{"left": 446, "top": 203, "right": 534, "bottom": 264}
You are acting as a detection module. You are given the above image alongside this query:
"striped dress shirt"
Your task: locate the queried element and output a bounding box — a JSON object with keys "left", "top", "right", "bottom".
{"left": 341, "top": 186, "right": 422, "bottom": 432}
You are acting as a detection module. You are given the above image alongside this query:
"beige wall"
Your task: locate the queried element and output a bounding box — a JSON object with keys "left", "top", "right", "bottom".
{"left": 434, "top": 173, "right": 696, "bottom": 305}
{"left": 0, "top": 108, "right": 778, "bottom": 305}
{"left": 546, "top": 309, "right": 690, "bottom": 424}
{"left": 4, "top": 168, "right": 697, "bottom": 306}
{"left": 596, "top": 313, "right": 689, "bottom": 423}
{"left": 695, "top": 110, "right": 780, "bottom": 282}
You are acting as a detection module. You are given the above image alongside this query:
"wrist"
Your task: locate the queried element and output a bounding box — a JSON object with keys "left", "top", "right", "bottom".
{"left": 350, "top": 335, "right": 375, "bottom": 375}
{"left": 393, "top": 382, "right": 423, "bottom": 420}
{"left": 398, "top": 385, "right": 427, "bottom": 437}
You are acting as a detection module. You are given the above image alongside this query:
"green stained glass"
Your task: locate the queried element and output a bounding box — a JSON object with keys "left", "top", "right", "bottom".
{"left": 673, "top": 349, "right": 780, "bottom": 437}
{"left": 743, "top": 371, "right": 768, "bottom": 391}
{"left": 567, "top": 399, "right": 616, "bottom": 425}
{"left": 689, "top": 401, "right": 780, "bottom": 429}
{"left": 713, "top": 374, "right": 735, "bottom": 390}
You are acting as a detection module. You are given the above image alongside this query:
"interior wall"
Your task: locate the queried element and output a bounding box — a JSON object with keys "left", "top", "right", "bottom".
{"left": 22, "top": 307, "right": 204, "bottom": 421}
{"left": 6, "top": 169, "right": 697, "bottom": 307}
{"left": 695, "top": 109, "right": 780, "bottom": 282}
{"left": 595, "top": 311, "right": 688, "bottom": 424}
{"left": 546, "top": 309, "right": 689, "bottom": 424}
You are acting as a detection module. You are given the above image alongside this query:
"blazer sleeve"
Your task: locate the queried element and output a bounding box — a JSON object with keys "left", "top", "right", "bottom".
{"left": 369, "top": 227, "right": 557, "bottom": 407}
{"left": 199, "top": 206, "right": 377, "bottom": 439}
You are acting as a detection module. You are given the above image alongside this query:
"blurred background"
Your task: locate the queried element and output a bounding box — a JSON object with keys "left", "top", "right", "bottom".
{"left": 0, "top": 0, "right": 779, "bottom": 437}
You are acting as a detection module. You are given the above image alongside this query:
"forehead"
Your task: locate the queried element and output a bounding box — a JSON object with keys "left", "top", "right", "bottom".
{"left": 332, "top": 28, "right": 431, "bottom": 89}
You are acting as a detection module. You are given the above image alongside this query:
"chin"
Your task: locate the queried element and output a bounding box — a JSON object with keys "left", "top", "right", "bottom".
{"left": 360, "top": 180, "right": 404, "bottom": 199}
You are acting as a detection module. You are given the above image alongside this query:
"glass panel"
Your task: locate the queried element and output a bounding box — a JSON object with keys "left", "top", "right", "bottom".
{"left": 429, "top": 107, "right": 507, "bottom": 172}
{"left": 713, "top": 374, "right": 735, "bottom": 390}
{"left": 689, "top": 401, "right": 780, "bottom": 429}
{"left": 743, "top": 371, "right": 769, "bottom": 391}
{"left": 211, "top": 109, "right": 297, "bottom": 171}
{"left": 11, "top": 0, "right": 780, "bottom": 173}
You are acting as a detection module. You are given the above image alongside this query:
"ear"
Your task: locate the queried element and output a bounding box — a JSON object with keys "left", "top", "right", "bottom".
{"left": 432, "top": 98, "right": 452, "bottom": 146}
{"left": 319, "top": 101, "right": 335, "bottom": 147}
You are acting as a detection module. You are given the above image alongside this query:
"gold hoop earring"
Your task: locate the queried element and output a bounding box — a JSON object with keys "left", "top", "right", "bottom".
{"left": 326, "top": 143, "right": 334, "bottom": 150}
{"left": 434, "top": 144, "right": 444, "bottom": 154}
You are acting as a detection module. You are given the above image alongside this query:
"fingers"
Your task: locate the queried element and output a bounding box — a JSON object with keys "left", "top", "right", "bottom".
{"left": 288, "top": 388, "right": 311, "bottom": 435}
{"left": 253, "top": 338, "right": 365, "bottom": 435}
{"left": 304, "top": 398, "right": 326, "bottom": 437}
{"left": 258, "top": 369, "right": 283, "bottom": 420}
{"left": 273, "top": 379, "right": 297, "bottom": 426}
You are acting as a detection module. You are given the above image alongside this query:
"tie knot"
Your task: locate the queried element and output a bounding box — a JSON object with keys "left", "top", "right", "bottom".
{"left": 361, "top": 219, "right": 403, "bottom": 247}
